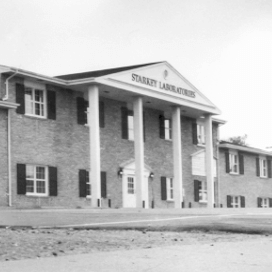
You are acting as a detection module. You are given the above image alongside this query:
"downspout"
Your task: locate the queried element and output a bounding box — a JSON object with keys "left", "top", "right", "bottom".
{"left": 7, "top": 109, "right": 12, "bottom": 206}
{"left": 216, "top": 125, "right": 221, "bottom": 208}
{"left": 2, "top": 71, "right": 18, "bottom": 207}
{"left": 3, "top": 70, "right": 18, "bottom": 101}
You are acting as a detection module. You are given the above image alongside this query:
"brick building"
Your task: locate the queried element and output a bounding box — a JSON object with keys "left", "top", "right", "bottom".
{"left": 218, "top": 142, "right": 272, "bottom": 208}
{"left": 0, "top": 61, "right": 233, "bottom": 209}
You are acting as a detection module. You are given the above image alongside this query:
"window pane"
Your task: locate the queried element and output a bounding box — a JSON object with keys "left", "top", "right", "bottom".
{"left": 26, "top": 180, "right": 34, "bottom": 193}
{"left": 36, "top": 167, "right": 45, "bottom": 179}
{"left": 25, "top": 89, "right": 33, "bottom": 114}
{"left": 36, "top": 180, "right": 45, "bottom": 193}
{"left": 35, "top": 90, "right": 44, "bottom": 102}
{"left": 128, "top": 177, "right": 135, "bottom": 194}
{"left": 26, "top": 165, "right": 34, "bottom": 179}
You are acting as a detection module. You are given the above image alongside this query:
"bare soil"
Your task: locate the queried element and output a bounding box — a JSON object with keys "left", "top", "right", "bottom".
{"left": 0, "top": 228, "right": 267, "bottom": 262}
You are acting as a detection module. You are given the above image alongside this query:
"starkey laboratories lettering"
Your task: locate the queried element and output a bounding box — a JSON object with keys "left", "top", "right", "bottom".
{"left": 131, "top": 73, "right": 196, "bottom": 98}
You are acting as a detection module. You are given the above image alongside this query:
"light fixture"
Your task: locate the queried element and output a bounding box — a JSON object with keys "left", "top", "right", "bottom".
{"left": 149, "top": 172, "right": 154, "bottom": 179}
{"left": 117, "top": 168, "right": 123, "bottom": 178}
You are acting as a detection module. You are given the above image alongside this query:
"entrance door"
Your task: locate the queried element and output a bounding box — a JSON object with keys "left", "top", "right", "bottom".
{"left": 123, "top": 175, "right": 136, "bottom": 208}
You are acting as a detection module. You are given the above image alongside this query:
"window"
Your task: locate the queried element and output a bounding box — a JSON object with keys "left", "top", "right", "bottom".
{"left": 86, "top": 171, "right": 91, "bottom": 197}
{"left": 128, "top": 114, "right": 134, "bottom": 141}
{"left": 26, "top": 165, "right": 48, "bottom": 196}
{"left": 229, "top": 153, "right": 239, "bottom": 174}
{"left": 197, "top": 124, "right": 205, "bottom": 145}
{"left": 260, "top": 198, "right": 269, "bottom": 208}
{"left": 25, "top": 87, "right": 46, "bottom": 118}
{"left": 260, "top": 158, "right": 267, "bottom": 178}
{"left": 227, "top": 195, "right": 245, "bottom": 208}
{"left": 127, "top": 177, "right": 135, "bottom": 194}
{"left": 199, "top": 181, "right": 207, "bottom": 202}
{"left": 166, "top": 177, "right": 174, "bottom": 200}
{"left": 164, "top": 119, "right": 172, "bottom": 140}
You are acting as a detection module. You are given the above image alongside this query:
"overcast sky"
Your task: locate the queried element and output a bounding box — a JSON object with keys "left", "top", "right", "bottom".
{"left": 1, "top": 0, "right": 272, "bottom": 149}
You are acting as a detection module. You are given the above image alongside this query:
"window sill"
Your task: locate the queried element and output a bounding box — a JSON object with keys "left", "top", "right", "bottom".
{"left": 86, "top": 195, "right": 92, "bottom": 199}
{"left": 199, "top": 200, "right": 207, "bottom": 204}
{"left": 229, "top": 172, "right": 239, "bottom": 176}
{"left": 197, "top": 144, "right": 205, "bottom": 147}
{"left": 260, "top": 176, "right": 268, "bottom": 179}
{"left": 24, "top": 114, "right": 47, "bottom": 120}
{"left": 25, "top": 194, "right": 48, "bottom": 198}
{"left": 166, "top": 199, "right": 174, "bottom": 202}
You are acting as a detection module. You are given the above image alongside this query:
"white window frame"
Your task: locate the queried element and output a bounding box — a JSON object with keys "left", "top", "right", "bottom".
{"left": 197, "top": 123, "right": 205, "bottom": 145}
{"left": 229, "top": 152, "right": 239, "bottom": 174}
{"left": 230, "top": 195, "right": 241, "bottom": 208}
{"left": 166, "top": 177, "right": 174, "bottom": 201}
{"left": 261, "top": 197, "right": 269, "bottom": 208}
{"left": 86, "top": 170, "right": 91, "bottom": 197}
{"left": 199, "top": 181, "right": 207, "bottom": 203}
{"left": 26, "top": 165, "right": 48, "bottom": 197}
{"left": 164, "top": 119, "right": 172, "bottom": 140}
{"left": 24, "top": 81, "right": 47, "bottom": 118}
{"left": 260, "top": 158, "right": 267, "bottom": 178}
{"left": 128, "top": 114, "right": 134, "bottom": 141}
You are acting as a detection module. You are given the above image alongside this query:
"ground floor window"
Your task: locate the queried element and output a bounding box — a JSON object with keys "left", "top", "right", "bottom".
{"left": 127, "top": 176, "right": 135, "bottom": 194}
{"left": 258, "top": 197, "right": 272, "bottom": 208}
{"left": 227, "top": 195, "right": 245, "bottom": 208}
{"left": 26, "top": 165, "right": 48, "bottom": 196}
{"left": 166, "top": 177, "right": 173, "bottom": 200}
{"left": 86, "top": 171, "right": 91, "bottom": 196}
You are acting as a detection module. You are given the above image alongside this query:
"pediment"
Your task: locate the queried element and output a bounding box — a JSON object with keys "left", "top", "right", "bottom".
{"left": 120, "top": 159, "right": 152, "bottom": 173}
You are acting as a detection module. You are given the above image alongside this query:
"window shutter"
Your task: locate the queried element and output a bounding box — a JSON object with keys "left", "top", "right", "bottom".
{"left": 238, "top": 153, "right": 244, "bottom": 175}
{"left": 257, "top": 197, "right": 262, "bottom": 208}
{"left": 159, "top": 115, "right": 165, "bottom": 139}
{"left": 161, "top": 176, "right": 167, "bottom": 200}
{"left": 99, "top": 101, "right": 105, "bottom": 128}
{"left": 268, "top": 159, "right": 272, "bottom": 178}
{"left": 121, "top": 107, "right": 128, "bottom": 139}
{"left": 225, "top": 151, "right": 230, "bottom": 173}
{"left": 269, "top": 198, "right": 272, "bottom": 208}
{"left": 16, "top": 83, "right": 25, "bottom": 114}
{"left": 226, "top": 195, "right": 232, "bottom": 208}
{"left": 49, "top": 167, "right": 58, "bottom": 196}
{"left": 101, "top": 171, "right": 107, "bottom": 198}
{"left": 192, "top": 121, "right": 198, "bottom": 145}
{"left": 256, "top": 157, "right": 260, "bottom": 177}
{"left": 47, "top": 90, "right": 56, "bottom": 120}
{"left": 77, "top": 97, "right": 86, "bottom": 125}
{"left": 17, "top": 164, "right": 26, "bottom": 195}
{"left": 79, "top": 169, "right": 87, "bottom": 197}
{"left": 240, "top": 196, "right": 245, "bottom": 208}
{"left": 194, "top": 180, "right": 200, "bottom": 202}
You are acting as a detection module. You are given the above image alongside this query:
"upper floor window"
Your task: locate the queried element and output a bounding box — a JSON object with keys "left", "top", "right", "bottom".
{"left": 128, "top": 114, "right": 134, "bottom": 141}
{"left": 260, "top": 158, "right": 267, "bottom": 178}
{"left": 164, "top": 119, "right": 172, "bottom": 140}
{"left": 197, "top": 124, "right": 205, "bottom": 145}
{"left": 25, "top": 87, "right": 46, "bottom": 117}
{"left": 229, "top": 153, "right": 239, "bottom": 174}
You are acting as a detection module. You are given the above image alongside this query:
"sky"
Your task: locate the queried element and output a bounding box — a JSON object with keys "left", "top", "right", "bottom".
{"left": 0, "top": 0, "right": 272, "bottom": 149}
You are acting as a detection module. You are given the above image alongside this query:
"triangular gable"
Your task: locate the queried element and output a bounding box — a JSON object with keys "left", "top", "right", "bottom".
{"left": 120, "top": 159, "right": 152, "bottom": 173}
{"left": 98, "top": 61, "right": 219, "bottom": 112}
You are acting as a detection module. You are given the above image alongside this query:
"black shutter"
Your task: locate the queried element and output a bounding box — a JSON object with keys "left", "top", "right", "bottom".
{"left": 257, "top": 197, "right": 262, "bottom": 208}
{"left": 240, "top": 196, "right": 245, "bottom": 208}
{"left": 101, "top": 171, "right": 107, "bottom": 198}
{"left": 161, "top": 177, "right": 167, "bottom": 200}
{"left": 269, "top": 198, "right": 272, "bottom": 208}
{"left": 256, "top": 157, "right": 260, "bottom": 177}
{"left": 16, "top": 83, "right": 25, "bottom": 114}
{"left": 49, "top": 167, "right": 58, "bottom": 196}
{"left": 239, "top": 153, "right": 244, "bottom": 175}
{"left": 121, "top": 107, "right": 128, "bottom": 139}
{"left": 47, "top": 90, "right": 56, "bottom": 120}
{"left": 227, "top": 195, "right": 232, "bottom": 208}
{"left": 268, "top": 159, "right": 272, "bottom": 178}
{"left": 77, "top": 97, "right": 86, "bottom": 125}
{"left": 159, "top": 115, "right": 165, "bottom": 139}
{"left": 99, "top": 101, "right": 105, "bottom": 128}
{"left": 79, "top": 169, "right": 87, "bottom": 197}
{"left": 192, "top": 121, "right": 198, "bottom": 145}
{"left": 194, "top": 180, "right": 200, "bottom": 202}
{"left": 225, "top": 151, "right": 230, "bottom": 173}
{"left": 17, "top": 164, "right": 26, "bottom": 195}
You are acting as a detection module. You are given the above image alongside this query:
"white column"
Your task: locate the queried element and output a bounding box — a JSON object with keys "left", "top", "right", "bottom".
{"left": 172, "top": 106, "right": 183, "bottom": 208}
{"left": 88, "top": 85, "right": 101, "bottom": 208}
{"left": 205, "top": 114, "right": 214, "bottom": 208}
{"left": 133, "top": 97, "right": 146, "bottom": 208}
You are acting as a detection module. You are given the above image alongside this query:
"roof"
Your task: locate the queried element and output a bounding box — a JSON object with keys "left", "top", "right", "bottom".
{"left": 55, "top": 62, "right": 162, "bottom": 80}
{"left": 219, "top": 141, "right": 272, "bottom": 157}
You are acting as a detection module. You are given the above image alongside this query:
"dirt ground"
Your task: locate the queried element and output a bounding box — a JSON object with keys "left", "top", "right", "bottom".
{"left": 0, "top": 228, "right": 269, "bottom": 262}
